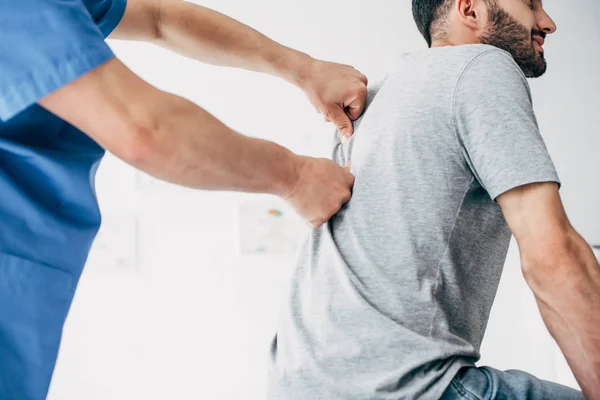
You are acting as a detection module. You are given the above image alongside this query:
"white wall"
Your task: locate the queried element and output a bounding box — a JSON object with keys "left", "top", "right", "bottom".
{"left": 48, "top": 1, "right": 599, "bottom": 399}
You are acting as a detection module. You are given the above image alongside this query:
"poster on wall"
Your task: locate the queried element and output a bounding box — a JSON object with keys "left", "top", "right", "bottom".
{"left": 238, "top": 200, "right": 307, "bottom": 255}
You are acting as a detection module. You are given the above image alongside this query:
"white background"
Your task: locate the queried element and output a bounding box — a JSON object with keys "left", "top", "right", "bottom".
{"left": 48, "top": 0, "right": 599, "bottom": 398}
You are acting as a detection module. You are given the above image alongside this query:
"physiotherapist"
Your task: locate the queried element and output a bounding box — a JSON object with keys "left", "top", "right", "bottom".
{"left": 0, "top": 0, "right": 368, "bottom": 398}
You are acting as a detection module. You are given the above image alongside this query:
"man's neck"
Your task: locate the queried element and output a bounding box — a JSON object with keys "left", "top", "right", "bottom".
{"left": 431, "top": 33, "right": 481, "bottom": 48}
{"left": 431, "top": 40, "right": 454, "bottom": 48}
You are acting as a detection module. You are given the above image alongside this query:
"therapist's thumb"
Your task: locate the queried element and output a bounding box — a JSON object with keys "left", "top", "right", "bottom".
{"left": 330, "top": 106, "right": 354, "bottom": 140}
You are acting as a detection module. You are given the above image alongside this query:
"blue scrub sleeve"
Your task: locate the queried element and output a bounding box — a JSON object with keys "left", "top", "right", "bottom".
{"left": 0, "top": 0, "right": 126, "bottom": 121}
{"left": 95, "top": 0, "right": 128, "bottom": 37}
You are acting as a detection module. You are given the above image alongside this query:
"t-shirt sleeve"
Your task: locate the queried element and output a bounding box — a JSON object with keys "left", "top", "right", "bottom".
{"left": 453, "top": 49, "right": 560, "bottom": 201}
{"left": 0, "top": 0, "right": 126, "bottom": 121}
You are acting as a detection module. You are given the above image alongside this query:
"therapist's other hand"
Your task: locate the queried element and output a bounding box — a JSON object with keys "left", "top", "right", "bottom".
{"left": 284, "top": 157, "right": 353, "bottom": 228}
{"left": 300, "top": 59, "right": 368, "bottom": 141}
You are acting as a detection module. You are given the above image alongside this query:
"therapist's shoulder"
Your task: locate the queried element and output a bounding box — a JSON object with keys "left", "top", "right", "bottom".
{"left": 84, "top": 0, "right": 128, "bottom": 37}
{"left": 0, "top": 0, "right": 123, "bottom": 121}
{"left": 106, "top": 0, "right": 167, "bottom": 41}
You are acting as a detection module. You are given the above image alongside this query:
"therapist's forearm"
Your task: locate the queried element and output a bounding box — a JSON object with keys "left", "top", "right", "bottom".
{"left": 39, "top": 58, "right": 302, "bottom": 196}
{"left": 153, "top": 0, "right": 314, "bottom": 87}
{"left": 131, "top": 92, "right": 302, "bottom": 194}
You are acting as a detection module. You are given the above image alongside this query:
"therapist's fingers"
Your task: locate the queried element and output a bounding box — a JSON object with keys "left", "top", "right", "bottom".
{"left": 346, "top": 94, "right": 366, "bottom": 121}
{"left": 329, "top": 106, "right": 354, "bottom": 141}
{"left": 344, "top": 163, "right": 353, "bottom": 180}
{"left": 299, "top": 59, "right": 368, "bottom": 139}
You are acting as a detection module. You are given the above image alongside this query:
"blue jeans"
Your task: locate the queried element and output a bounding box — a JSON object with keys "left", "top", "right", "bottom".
{"left": 440, "top": 366, "right": 584, "bottom": 400}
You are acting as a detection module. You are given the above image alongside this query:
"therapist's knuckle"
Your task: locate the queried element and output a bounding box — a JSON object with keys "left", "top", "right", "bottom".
{"left": 356, "top": 84, "right": 367, "bottom": 97}
{"left": 343, "top": 191, "right": 352, "bottom": 203}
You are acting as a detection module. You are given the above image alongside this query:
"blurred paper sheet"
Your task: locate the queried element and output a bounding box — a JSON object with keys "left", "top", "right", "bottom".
{"left": 238, "top": 201, "right": 306, "bottom": 255}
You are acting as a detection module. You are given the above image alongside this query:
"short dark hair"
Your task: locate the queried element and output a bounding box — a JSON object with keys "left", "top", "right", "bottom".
{"left": 412, "top": 0, "right": 454, "bottom": 47}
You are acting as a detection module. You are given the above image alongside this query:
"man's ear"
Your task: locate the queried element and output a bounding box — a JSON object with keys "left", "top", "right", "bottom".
{"left": 456, "top": 0, "right": 487, "bottom": 31}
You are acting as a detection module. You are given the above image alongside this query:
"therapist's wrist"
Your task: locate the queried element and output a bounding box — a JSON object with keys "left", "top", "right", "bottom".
{"left": 268, "top": 46, "right": 316, "bottom": 89}
{"left": 267, "top": 147, "right": 304, "bottom": 198}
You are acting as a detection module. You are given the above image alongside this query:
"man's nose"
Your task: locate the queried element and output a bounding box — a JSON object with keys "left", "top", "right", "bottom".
{"left": 538, "top": 9, "right": 557, "bottom": 35}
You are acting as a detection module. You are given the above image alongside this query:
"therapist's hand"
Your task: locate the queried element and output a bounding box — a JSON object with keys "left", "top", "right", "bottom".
{"left": 284, "top": 157, "right": 354, "bottom": 228}
{"left": 112, "top": 0, "right": 368, "bottom": 140}
{"left": 299, "top": 59, "right": 368, "bottom": 141}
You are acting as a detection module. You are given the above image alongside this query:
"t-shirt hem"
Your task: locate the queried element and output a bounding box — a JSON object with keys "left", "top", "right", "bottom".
{"left": 0, "top": 45, "right": 114, "bottom": 121}
{"left": 267, "top": 356, "right": 476, "bottom": 399}
{"left": 488, "top": 176, "right": 561, "bottom": 201}
{"left": 429, "top": 357, "right": 475, "bottom": 400}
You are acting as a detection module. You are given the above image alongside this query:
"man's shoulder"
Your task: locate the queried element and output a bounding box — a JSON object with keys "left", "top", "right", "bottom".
{"left": 458, "top": 45, "right": 523, "bottom": 77}
{"left": 406, "top": 44, "right": 529, "bottom": 97}
{"left": 454, "top": 45, "right": 529, "bottom": 95}
{"left": 404, "top": 44, "right": 523, "bottom": 81}
{"left": 447, "top": 43, "right": 512, "bottom": 60}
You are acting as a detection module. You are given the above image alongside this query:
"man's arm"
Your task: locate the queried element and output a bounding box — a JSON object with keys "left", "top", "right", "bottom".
{"left": 498, "top": 183, "right": 600, "bottom": 399}
{"left": 110, "top": 0, "right": 367, "bottom": 139}
{"left": 39, "top": 58, "right": 353, "bottom": 227}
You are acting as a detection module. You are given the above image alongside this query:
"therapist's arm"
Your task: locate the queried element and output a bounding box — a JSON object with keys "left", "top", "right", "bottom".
{"left": 497, "top": 183, "right": 600, "bottom": 399}
{"left": 110, "top": 0, "right": 367, "bottom": 138}
{"left": 38, "top": 58, "right": 353, "bottom": 227}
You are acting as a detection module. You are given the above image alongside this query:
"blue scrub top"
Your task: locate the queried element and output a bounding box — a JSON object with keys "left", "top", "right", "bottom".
{"left": 0, "top": 0, "right": 126, "bottom": 398}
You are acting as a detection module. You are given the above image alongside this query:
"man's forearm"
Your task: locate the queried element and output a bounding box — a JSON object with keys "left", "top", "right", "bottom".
{"left": 523, "top": 234, "right": 600, "bottom": 399}
{"left": 154, "top": 0, "right": 314, "bottom": 87}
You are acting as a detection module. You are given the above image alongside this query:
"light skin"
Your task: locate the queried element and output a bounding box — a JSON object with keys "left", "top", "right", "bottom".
{"left": 434, "top": 1, "right": 600, "bottom": 398}
{"left": 435, "top": 0, "right": 555, "bottom": 50}
{"left": 39, "top": 0, "right": 368, "bottom": 227}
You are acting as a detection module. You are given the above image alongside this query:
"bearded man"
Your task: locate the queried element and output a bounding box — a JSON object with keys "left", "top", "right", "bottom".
{"left": 267, "top": 1, "right": 599, "bottom": 399}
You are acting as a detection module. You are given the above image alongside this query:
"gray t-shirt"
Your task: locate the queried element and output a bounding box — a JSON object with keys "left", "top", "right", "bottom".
{"left": 268, "top": 44, "right": 560, "bottom": 400}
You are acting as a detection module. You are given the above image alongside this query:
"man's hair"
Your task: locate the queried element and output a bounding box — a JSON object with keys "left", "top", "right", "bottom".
{"left": 412, "top": 0, "right": 497, "bottom": 47}
{"left": 412, "top": 0, "right": 454, "bottom": 47}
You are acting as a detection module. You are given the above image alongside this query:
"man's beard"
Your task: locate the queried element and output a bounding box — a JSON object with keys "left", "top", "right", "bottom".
{"left": 480, "top": 3, "right": 547, "bottom": 78}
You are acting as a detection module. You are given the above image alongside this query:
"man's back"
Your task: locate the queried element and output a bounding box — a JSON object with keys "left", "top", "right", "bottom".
{"left": 268, "top": 44, "right": 560, "bottom": 400}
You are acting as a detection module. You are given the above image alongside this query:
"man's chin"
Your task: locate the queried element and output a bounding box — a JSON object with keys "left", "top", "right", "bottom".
{"left": 521, "top": 52, "right": 547, "bottom": 78}
{"left": 531, "top": 56, "right": 547, "bottom": 78}
{"left": 525, "top": 67, "right": 546, "bottom": 78}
